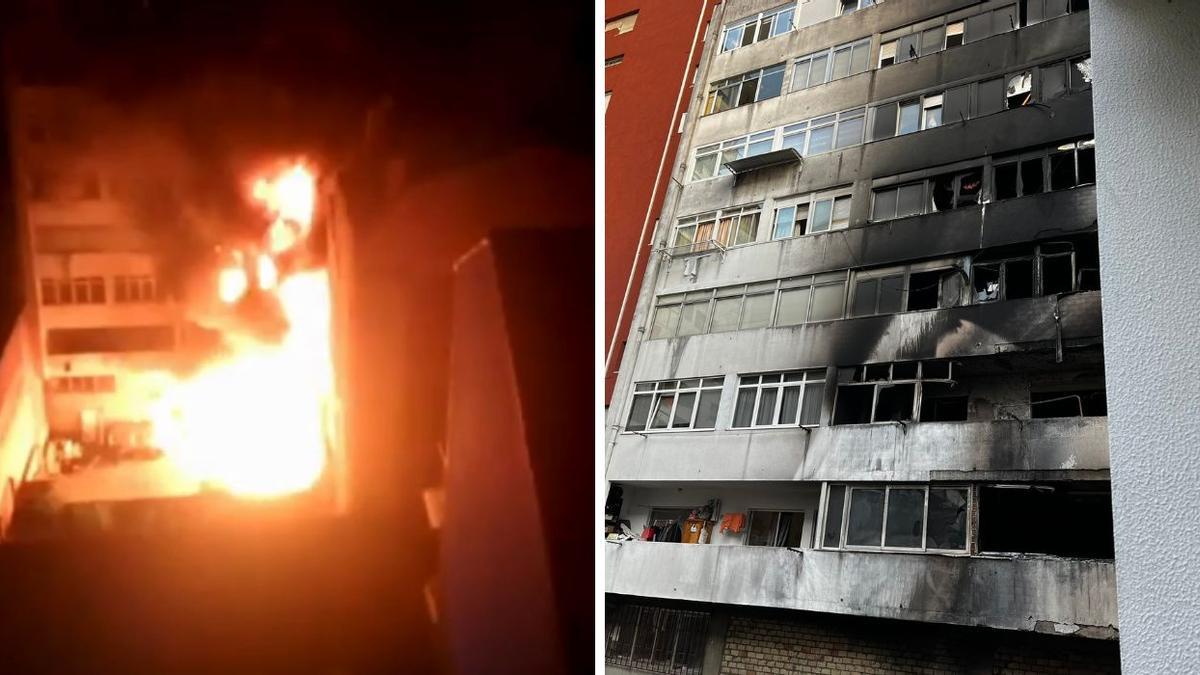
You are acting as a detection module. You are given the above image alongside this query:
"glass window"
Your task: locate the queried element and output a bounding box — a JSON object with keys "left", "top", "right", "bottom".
{"left": 831, "top": 46, "right": 853, "bottom": 80}
{"left": 922, "top": 94, "right": 943, "bottom": 129}
{"left": 943, "top": 85, "right": 969, "bottom": 125}
{"left": 896, "top": 183, "right": 924, "bottom": 217}
{"left": 773, "top": 206, "right": 796, "bottom": 239}
{"left": 776, "top": 287, "right": 810, "bottom": 326}
{"left": 872, "top": 102, "right": 898, "bottom": 141}
{"left": 677, "top": 300, "right": 710, "bottom": 336}
{"left": 800, "top": 380, "right": 824, "bottom": 426}
{"left": 897, "top": 34, "right": 918, "bottom": 63}
{"left": 831, "top": 196, "right": 851, "bottom": 230}
{"left": 920, "top": 27, "right": 944, "bottom": 55}
{"left": 878, "top": 275, "right": 905, "bottom": 314}
{"left": 926, "top": 488, "right": 968, "bottom": 550}
{"left": 758, "top": 64, "right": 785, "bottom": 100}
{"left": 977, "top": 78, "right": 1004, "bottom": 116}
{"left": 846, "top": 488, "right": 884, "bottom": 546}
{"left": 710, "top": 297, "right": 741, "bottom": 332}
{"left": 741, "top": 293, "right": 773, "bottom": 329}
{"left": 872, "top": 188, "right": 898, "bottom": 221}
{"left": 835, "top": 110, "right": 865, "bottom": 149}
{"left": 963, "top": 12, "right": 991, "bottom": 44}
{"left": 823, "top": 486, "right": 846, "bottom": 548}
{"left": 723, "top": 25, "right": 744, "bottom": 52}
{"left": 808, "top": 121, "right": 834, "bottom": 154}
{"left": 650, "top": 304, "right": 680, "bottom": 338}
{"left": 808, "top": 54, "right": 830, "bottom": 88}
{"left": 626, "top": 394, "right": 654, "bottom": 431}
{"left": 897, "top": 100, "right": 920, "bottom": 135}
{"left": 1041, "top": 61, "right": 1068, "bottom": 100}
{"left": 809, "top": 283, "right": 844, "bottom": 322}
{"left": 695, "top": 389, "right": 721, "bottom": 428}
{"left": 851, "top": 279, "right": 877, "bottom": 317}
{"left": 884, "top": 488, "right": 925, "bottom": 548}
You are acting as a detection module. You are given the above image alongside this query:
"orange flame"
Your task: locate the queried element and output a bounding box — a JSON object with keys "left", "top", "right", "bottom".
{"left": 150, "top": 162, "right": 332, "bottom": 498}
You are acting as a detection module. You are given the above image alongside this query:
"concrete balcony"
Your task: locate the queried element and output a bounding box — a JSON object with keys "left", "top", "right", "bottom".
{"left": 630, "top": 291, "right": 1102, "bottom": 384}
{"left": 607, "top": 416, "right": 1108, "bottom": 482}
{"left": 604, "top": 541, "right": 1117, "bottom": 639}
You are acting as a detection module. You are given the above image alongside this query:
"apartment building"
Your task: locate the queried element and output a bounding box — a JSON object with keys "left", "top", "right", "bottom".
{"left": 11, "top": 87, "right": 182, "bottom": 451}
{"left": 603, "top": 1, "right": 1118, "bottom": 672}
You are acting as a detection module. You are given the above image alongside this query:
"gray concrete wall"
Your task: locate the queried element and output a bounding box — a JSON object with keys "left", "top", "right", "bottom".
{"left": 1091, "top": 1, "right": 1200, "bottom": 671}
{"left": 609, "top": 417, "right": 1109, "bottom": 482}
{"left": 606, "top": 541, "right": 1117, "bottom": 639}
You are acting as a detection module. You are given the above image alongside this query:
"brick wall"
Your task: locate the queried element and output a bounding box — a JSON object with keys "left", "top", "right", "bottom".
{"left": 718, "top": 610, "right": 1119, "bottom": 675}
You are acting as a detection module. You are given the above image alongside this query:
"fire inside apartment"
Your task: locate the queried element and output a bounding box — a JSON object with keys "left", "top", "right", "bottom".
{"left": 604, "top": 1, "right": 1116, "bottom": 673}
{"left": 0, "top": 86, "right": 348, "bottom": 536}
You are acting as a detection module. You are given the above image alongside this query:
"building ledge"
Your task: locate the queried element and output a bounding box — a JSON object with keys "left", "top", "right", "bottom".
{"left": 605, "top": 541, "right": 1116, "bottom": 639}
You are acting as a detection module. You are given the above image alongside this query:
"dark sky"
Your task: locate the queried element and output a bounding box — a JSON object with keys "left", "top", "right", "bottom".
{"left": 0, "top": 0, "right": 593, "bottom": 175}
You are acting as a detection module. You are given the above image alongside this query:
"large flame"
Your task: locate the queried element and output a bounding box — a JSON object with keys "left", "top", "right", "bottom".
{"left": 149, "top": 162, "right": 332, "bottom": 499}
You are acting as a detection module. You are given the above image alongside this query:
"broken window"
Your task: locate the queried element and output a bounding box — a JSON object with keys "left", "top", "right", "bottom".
{"left": 773, "top": 189, "right": 852, "bottom": 239}
{"left": 746, "top": 511, "right": 805, "bottom": 547}
{"left": 994, "top": 138, "right": 1096, "bottom": 199}
{"left": 906, "top": 270, "right": 945, "bottom": 310}
{"left": 833, "top": 360, "right": 956, "bottom": 425}
{"left": 929, "top": 168, "right": 981, "bottom": 212}
{"left": 732, "top": 370, "right": 825, "bottom": 428}
{"left": 1070, "top": 56, "right": 1092, "bottom": 91}
{"left": 625, "top": 378, "right": 724, "bottom": 431}
{"left": 1030, "top": 388, "right": 1107, "bottom": 418}
{"left": 919, "top": 382, "right": 968, "bottom": 421}
{"left": 977, "top": 483, "right": 1114, "bottom": 558}
{"left": 873, "top": 167, "right": 981, "bottom": 221}
{"left": 1020, "top": 157, "right": 1044, "bottom": 195}
{"left": 824, "top": 484, "right": 970, "bottom": 552}
{"left": 1006, "top": 71, "right": 1033, "bottom": 108}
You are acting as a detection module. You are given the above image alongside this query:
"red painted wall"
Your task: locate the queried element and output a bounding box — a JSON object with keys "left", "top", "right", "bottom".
{"left": 604, "top": 0, "right": 718, "bottom": 403}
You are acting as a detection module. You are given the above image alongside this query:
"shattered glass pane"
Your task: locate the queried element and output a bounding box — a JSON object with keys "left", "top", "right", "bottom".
{"left": 926, "top": 488, "right": 968, "bottom": 549}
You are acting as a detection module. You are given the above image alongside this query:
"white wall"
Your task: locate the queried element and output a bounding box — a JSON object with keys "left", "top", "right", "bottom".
{"left": 1091, "top": 2, "right": 1200, "bottom": 671}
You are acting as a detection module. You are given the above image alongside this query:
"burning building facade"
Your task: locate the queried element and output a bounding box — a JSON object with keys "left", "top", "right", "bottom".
{"left": 604, "top": 1, "right": 1117, "bottom": 672}
{"left": 2, "top": 84, "right": 348, "bottom": 530}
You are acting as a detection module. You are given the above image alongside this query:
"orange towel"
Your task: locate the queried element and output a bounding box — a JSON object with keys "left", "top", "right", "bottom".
{"left": 720, "top": 512, "right": 746, "bottom": 534}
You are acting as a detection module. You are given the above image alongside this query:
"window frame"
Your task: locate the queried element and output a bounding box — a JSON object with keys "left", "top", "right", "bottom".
{"left": 971, "top": 241, "right": 1081, "bottom": 304}
{"left": 671, "top": 203, "right": 763, "bottom": 252}
{"left": 991, "top": 138, "right": 1095, "bottom": 201}
{"left": 704, "top": 63, "right": 786, "bottom": 115}
{"left": 772, "top": 188, "right": 853, "bottom": 240}
{"left": 792, "top": 37, "right": 871, "bottom": 92}
{"left": 821, "top": 483, "right": 972, "bottom": 554}
{"left": 849, "top": 260, "right": 962, "bottom": 318}
{"left": 870, "top": 164, "right": 983, "bottom": 221}
{"left": 832, "top": 360, "right": 958, "bottom": 425}
{"left": 837, "top": 0, "right": 875, "bottom": 17}
{"left": 731, "top": 369, "right": 827, "bottom": 429}
{"left": 745, "top": 509, "right": 808, "bottom": 548}
{"left": 720, "top": 4, "right": 797, "bottom": 53}
{"left": 624, "top": 377, "right": 725, "bottom": 433}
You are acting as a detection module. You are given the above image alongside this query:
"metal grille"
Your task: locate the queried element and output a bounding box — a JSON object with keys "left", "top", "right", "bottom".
{"left": 604, "top": 604, "right": 709, "bottom": 675}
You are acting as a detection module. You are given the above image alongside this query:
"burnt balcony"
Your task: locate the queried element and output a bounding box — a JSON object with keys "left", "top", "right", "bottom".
{"left": 604, "top": 541, "right": 1116, "bottom": 639}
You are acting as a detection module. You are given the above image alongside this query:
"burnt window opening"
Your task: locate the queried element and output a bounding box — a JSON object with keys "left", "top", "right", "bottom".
{"left": 1030, "top": 388, "right": 1107, "bottom": 418}
{"left": 994, "top": 138, "right": 1095, "bottom": 200}
{"left": 906, "top": 270, "right": 944, "bottom": 310}
{"left": 929, "top": 168, "right": 982, "bottom": 213}
{"left": 850, "top": 265, "right": 961, "bottom": 317}
{"left": 833, "top": 360, "right": 956, "bottom": 425}
{"left": 920, "top": 382, "right": 968, "bottom": 421}
{"left": 1006, "top": 71, "right": 1033, "bottom": 108}
{"left": 978, "top": 483, "right": 1114, "bottom": 558}
{"left": 972, "top": 238, "right": 1096, "bottom": 303}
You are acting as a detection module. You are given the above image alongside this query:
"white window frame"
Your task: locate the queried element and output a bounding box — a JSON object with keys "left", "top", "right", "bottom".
{"left": 836, "top": 0, "right": 876, "bottom": 17}
{"left": 671, "top": 204, "right": 763, "bottom": 252}
{"left": 720, "top": 3, "right": 796, "bottom": 53}
{"left": 731, "top": 369, "right": 826, "bottom": 428}
{"left": 772, "top": 188, "right": 852, "bottom": 240}
{"left": 870, "top": 164, "right": 983, "bottom": 221}
{"left": 792, "top": 38, "right": 870, "bottom": 92}
{"left": 704, "top": 63, "right": 785, "bottom": 115}
{"left": 821, "top": 483, "right": 972, "bottom": 553}
{"left": 624, "top": 377, "right": 724, "bottom": 433}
